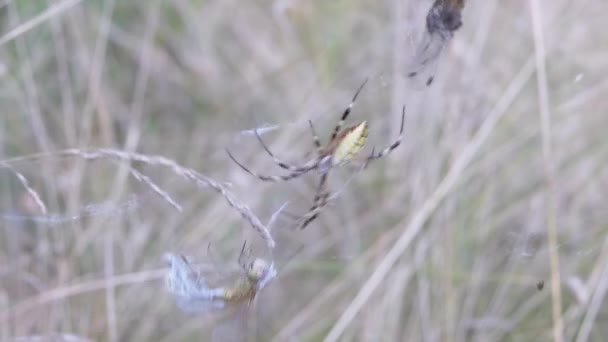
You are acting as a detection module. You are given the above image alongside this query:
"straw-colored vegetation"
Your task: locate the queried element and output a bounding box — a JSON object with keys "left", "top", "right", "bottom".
{"left": 1, "top": 0, "right": 607, "bottom": 341}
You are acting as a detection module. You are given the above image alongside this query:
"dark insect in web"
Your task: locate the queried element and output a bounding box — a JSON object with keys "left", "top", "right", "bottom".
{"left": 406, "top": 0, "right": 466, "bottom": 88}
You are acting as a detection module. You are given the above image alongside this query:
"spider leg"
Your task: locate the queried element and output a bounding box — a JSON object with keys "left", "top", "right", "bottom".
{"left": 299, "top": 172, "right": 330, "bottom": 229}
{"left": 290, "top": 169, "right": 358, "bottom": 229}
{"left": 313, "top": 172, "right": 330, "bottom": 204}
{"left": 254, "top": 129, "right": 313, "bottom": 172}
{"left": 308, "top": 120, "right": 322, "bottom": 153}
{"left": 366, "top": 105, "right": 406, "bottom": 162}
{"left": 329, "top": 78, "right": 369, "bottom": 142}
{"left": 238, "top": 241, "right": 248, "bottom": 270}
{"left": 364, "top": 147, "right": 375, "bottom": 169}
{"left": 206, "top": 243, "right": 225, "bottom": 277}
{"left": 226, "top": 149, "right": 317, "bottom": 182}
{"left": 298, "top": 195, "right": 329, "bottom": 229}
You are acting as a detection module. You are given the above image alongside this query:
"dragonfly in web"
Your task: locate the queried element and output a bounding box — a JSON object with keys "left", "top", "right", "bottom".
{"left": 405, "top": 0, "right": 466, "bottom": 88}
{"left": 164, "top": 242, "right": 280, "bottom": 341}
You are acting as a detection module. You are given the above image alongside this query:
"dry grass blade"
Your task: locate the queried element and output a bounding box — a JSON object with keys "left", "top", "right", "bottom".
{"left": 125, "top": 166, "right": 182, "bottom": 212}
{"left": 0, "top": 268, "right": 165, "bottom": 323}
{"left": 324, "top": 57, "right": 536, "bottom": 342}
{"left": 13, "top": 334, "right": 92, "bottom": 342}
{"left": 575, "top": 237, "right": 608, "bottom": 342}
{"left": 3, "top": 1, "right": 606, "bottom": 339}
{"left": 529, "top": 1, "right": 564, "bottom": 341}
{"left": 0, "top": 0, "right": 84, "bottom": 47}
{"left": 1, "top": 148, "right": 276, "bottom": 249}
{"left": 0, "top": 161, "right": 47, "bottom": 215}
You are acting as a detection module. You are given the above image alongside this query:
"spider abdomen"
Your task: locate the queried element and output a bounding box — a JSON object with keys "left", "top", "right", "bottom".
{"left": 332, "top": 121, "right": 369, "bottom": 166}
{"left": 224, "top": 278, "right": 256, "bottom": 302}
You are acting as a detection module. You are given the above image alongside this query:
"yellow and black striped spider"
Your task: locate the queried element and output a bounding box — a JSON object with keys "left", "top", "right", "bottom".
{"left": 227, "top": 80, "right": 405, "bottom": 229}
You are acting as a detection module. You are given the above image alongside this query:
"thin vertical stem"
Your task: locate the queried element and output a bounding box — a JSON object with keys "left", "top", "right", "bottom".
{"left": 529, "top": 1, "right": 564, "bottom": 341}
{"left": 104, "top": 232, "right": 117, "bottom": 342}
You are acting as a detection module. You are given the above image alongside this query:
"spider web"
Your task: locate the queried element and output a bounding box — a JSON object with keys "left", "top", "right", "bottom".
{"left": 0, "top": 192, "right": 143, "bottom": 227}
{"left": 0, "top": 154, "right": 180, "bottom": 230}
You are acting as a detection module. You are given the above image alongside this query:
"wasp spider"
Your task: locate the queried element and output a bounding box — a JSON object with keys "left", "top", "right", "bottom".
{"left": 227, "top": 80, "right": 405, "bottom": 229}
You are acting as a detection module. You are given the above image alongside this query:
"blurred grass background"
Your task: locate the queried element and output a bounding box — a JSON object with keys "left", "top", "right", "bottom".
{"left": 1, "top": 0, "right": 608, "bottom": 340}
